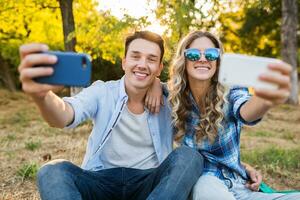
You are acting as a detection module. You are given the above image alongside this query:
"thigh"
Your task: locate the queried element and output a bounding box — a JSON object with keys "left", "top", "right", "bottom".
{"left": 145, "top": 146, "right": 204, "bottom": 200}
{"left": 37, "top": 159, "right": 84, "bottom": 200}
{"left": 76, "top": 168, "right": 124, "bottom": 200}
{"left": 231, "top": 180, "right": 300, "bottom": 200}
{"left": 192, "top": 175, "right": 236, "bottom": 200}
{"left": 238, "top": 191, "right": 300, "bottom": 200}
{"left": 123, "top": 168, "right": 155, "bottom": 200}
{"left": 149, "top": 146, "right": 203, "bottom": 187}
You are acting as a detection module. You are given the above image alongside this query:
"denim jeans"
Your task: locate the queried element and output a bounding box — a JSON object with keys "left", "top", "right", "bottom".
{"left": 37, "top": 146, "right": 204, "bottom": 200}
{"left": 192, "top": 174, "right": 300, "bottom": 200}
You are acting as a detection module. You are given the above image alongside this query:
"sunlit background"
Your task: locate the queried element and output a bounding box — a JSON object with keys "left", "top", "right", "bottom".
{"left": 98, "top": 0, "right": 166, "bottom": 35}
{"left": 0, "top": 0, "right": 299, "bottom": 199}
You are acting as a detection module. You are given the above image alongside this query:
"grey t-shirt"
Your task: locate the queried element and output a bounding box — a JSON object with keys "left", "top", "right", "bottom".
{"left": 101, "top": 105, "right": 159, "bottom": 169}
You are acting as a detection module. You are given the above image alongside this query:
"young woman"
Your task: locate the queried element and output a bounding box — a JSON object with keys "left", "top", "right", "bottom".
{"left": 147, "top": 31, "right": 300, "bottom": 200}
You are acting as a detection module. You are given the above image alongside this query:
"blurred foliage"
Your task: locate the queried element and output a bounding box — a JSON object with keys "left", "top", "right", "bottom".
{"left": 0, "top": 0, "right": 147, "bottom": 87}
{"left": 220, "top": 0, "right": 300, "bottom": 57}
{"left": 0, "top": 0, "right": 299, "bottom": 88}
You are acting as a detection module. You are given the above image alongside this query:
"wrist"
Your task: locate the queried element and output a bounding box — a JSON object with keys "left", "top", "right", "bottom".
{"left": 30, "top": 91, "right": 53, "bottom": 104}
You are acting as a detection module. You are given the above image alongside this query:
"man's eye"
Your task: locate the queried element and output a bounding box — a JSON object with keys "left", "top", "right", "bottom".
{"left": 132, "top": 55, "right": 140, "bottom": 59}
{"left": 148, "top": 58, "right": 157, "bottom": 62}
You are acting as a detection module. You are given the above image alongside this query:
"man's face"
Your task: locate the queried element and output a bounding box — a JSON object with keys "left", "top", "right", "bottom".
{"left": 122, "top": 39, "right": 163, "bottom": 90}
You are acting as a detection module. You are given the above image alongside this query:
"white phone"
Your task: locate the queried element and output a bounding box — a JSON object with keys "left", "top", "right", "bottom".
{"left": 218, "top": 53, "right": 280, "bottom": 90}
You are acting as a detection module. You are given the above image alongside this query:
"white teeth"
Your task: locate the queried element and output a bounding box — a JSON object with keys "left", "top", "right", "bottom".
{"left": 195, "top": 66, "right": 210, "bottom": 70}
{"left": 134, "top": 72, "right": 147, "bottom": 77}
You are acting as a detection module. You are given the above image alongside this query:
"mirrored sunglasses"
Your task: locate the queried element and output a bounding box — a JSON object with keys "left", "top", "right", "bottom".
{"left": 184, "top": 48, "right": 220, "bottom": 61}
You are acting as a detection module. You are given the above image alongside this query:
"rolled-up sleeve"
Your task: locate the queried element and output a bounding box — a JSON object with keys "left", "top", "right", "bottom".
{"left": 63, "top": 81, "right": 104, "bottom": 128}
{"left": 229, "top": 87, "right": 261, "bottom": 126}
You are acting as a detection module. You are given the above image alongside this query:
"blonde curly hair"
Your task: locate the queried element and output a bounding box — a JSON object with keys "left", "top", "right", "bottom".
{"left": 168, "top": 31, "right": 227, "bottom": 144}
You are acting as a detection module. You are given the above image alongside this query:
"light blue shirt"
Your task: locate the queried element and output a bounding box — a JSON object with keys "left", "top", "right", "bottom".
{"left": 63, "top": 76, "right": 173, "bottom": 171}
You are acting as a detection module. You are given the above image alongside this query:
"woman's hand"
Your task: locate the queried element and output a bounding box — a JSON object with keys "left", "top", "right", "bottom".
{"left": 243, "top": 163, "right": 262, "bottom": 191}
{"left": 254, "top": 61, "right": 292, "bottom": 107}
{"left": 145, "top": 77, "right": 164, "bottom": 113}
{"left": 240, "top": 61, "right": 292, "bottom": 122}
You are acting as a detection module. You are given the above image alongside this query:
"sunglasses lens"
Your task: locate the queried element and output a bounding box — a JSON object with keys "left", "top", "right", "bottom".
{"left": 205, "top": 48, "right": 220, "bottom": 61}
{"left": 185, "top": 49, "right": 200, "bottom": 61}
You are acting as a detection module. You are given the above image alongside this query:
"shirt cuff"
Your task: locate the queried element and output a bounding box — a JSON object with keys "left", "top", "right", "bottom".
{"left": 236, "top": 100, "right": 262, "bottom": 126}
{"left": 62, "top": 97, "right": 82, "bottom": 129}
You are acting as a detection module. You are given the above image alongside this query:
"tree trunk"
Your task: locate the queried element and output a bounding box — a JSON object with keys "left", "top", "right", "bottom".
{"left": 281, "top": 0, "right": 298, "bottom": 104}
{"left": 58, "top": 0, "right": 76, "bottom": 51}
{"left": 0, "top": 56, "right": 16, "bottom": 92}
{"left": 58, "top": 0, "right": 82, "bottom": 96}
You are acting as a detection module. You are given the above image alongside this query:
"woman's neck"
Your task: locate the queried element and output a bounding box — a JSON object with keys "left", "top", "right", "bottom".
{"left": 188, "top": 78, "right": 211, "bottom": 110}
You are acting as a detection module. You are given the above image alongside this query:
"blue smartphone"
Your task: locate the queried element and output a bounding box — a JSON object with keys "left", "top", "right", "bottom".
{"left": 35, "top": 51, "right": 91, "bottom": 87}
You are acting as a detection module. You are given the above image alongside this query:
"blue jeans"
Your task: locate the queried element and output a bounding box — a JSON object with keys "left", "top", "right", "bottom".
{"left": 37, "top": 146, "right": 204, "bottom": 200}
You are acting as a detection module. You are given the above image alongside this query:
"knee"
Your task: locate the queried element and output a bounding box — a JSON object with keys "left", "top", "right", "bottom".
{"left": 192, "top": 176, "right": 234, "bottom": 200}
{"left": 172, "top": 146, "right": 204, "bottom": 173}
{"left": 37, "top": 159, "right": 74, "bottom": 184}
{"left": 192, "top": 180, "right": 210, "bottom": 200}
{"left": 192, "top": 179, "right": 217, "bottom": 200}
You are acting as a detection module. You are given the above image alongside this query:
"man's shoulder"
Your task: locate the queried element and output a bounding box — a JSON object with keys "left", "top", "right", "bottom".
{"left": 90, "top": 79, "right": 121, "bottom": 91}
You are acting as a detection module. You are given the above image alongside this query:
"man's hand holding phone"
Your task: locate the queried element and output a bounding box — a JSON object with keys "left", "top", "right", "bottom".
{"left": 18, "top": 43, "right": 91, "bottom": 99}
{"left": 18, "top": 43, "right": 85, "bottom": 128}
{"left": 18, "top": 43, "right": 63, "bottom": 99}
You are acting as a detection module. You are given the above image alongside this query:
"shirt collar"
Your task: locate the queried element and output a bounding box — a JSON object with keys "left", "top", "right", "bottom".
{"left": 119, "top": 76, "right": 128, "bottom": 101}
{"left": 189, "top": 92, "right": 200, "bottom": 114}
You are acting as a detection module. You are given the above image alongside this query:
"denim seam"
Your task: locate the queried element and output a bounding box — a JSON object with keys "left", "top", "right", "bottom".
{"left": 171, "top": 150, "right": 197, "bottom": 200}
{"left": 122, "top": 168, "right": 126, "bottom": 200}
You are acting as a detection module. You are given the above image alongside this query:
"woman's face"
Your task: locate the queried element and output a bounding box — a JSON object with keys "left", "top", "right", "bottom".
{"left": 185, "top": 37, "right": 218, "bottom": 83}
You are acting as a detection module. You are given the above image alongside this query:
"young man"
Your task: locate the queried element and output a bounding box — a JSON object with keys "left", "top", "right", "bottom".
{"left": 18, "top": 31, "right": 204, "bottom": 200}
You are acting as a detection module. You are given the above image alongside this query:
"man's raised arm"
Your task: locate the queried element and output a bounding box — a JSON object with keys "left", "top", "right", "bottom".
{"left": 18, "top": 43, "right": 74, "bottom": 128}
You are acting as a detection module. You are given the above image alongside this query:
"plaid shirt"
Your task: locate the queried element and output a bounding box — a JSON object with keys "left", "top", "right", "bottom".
{"left": 182, "top": 87, "right": 260, "bottom": 180}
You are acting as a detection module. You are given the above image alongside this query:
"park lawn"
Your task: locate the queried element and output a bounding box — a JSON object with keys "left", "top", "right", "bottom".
{"left": 0, "top": 89, "right": 299, "bottom": 199}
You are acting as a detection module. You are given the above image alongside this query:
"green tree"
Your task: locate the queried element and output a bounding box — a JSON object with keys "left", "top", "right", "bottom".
{"left": 0, "top": 0, "right": 149, "bottom": 90}
{"left": 219, "top": 0, "right": 299, "bottom": 104}
{"left": 0, "top": 0, "right": 62, "bottom": 90}
{"left": 154, "top": 0, "right": 223, "bottom": 81}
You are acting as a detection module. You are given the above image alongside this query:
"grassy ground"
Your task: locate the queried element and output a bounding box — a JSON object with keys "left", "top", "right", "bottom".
{"left": 0, "top": 89, "right": 299, "bottom": 199}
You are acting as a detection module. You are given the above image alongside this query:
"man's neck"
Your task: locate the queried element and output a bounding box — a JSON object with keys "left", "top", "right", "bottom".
{"left": 124, "top": 79, "right": 148, "bottom": 114}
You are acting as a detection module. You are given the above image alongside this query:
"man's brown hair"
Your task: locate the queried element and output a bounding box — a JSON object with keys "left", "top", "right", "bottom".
{"left": 125, "top": 31, "right": 164, "bottom": 63}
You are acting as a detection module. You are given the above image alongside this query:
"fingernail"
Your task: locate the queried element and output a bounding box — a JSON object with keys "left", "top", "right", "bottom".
{"left": 49, "top": 55, "right": 57, "bottom": 62}
{"left": 41, "top": 45, "right": 49, "bottom": 51}
{"left": 48, "top": 67, "right": 54, "bottom": 73}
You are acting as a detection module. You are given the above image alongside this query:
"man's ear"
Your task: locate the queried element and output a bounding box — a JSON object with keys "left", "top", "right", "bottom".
{"left": 121, "top": 58, "right": 126, "bottom": 71}
{"left": 156, "top": 63, "right": 163, "bottom": 77}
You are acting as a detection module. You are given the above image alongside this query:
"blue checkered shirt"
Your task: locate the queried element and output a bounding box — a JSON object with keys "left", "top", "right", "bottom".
{"left": 182, "top": 87, "right": 260, "bottom": 180}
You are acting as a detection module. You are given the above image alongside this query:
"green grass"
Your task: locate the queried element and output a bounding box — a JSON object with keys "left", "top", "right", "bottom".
{"left": 4, "top": 151, "right": 16, "bottom": 159}
{"left": 0, "top": 134, "right": 16, "bottom": 144}
{"left": 279, "top": 104, "right": 294, "bottom": 111}
{"left": 281, "top": 132, "right": 296, "bottom": 141}
{"left": 247, "top": 131, "right": 274, "bottom": 137}
{"left": 6, "top": 134, "right": 16, "bottom": 141}
{"left": 1, "top": 110, "right": 32, "bottom": 127}
{"left": 17, "top": 162, "right": 39, "bottom": 181}
{"left": 241, "top": 146, "right": 300, "bottom": 171}
{"left": 25, "top": 140, "right": 41, "bottom": 151}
